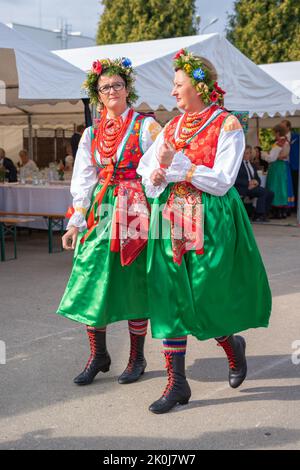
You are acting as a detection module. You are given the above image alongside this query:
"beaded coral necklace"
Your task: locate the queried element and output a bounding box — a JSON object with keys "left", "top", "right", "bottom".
{"left": 96, "top": 108, "right": 134, "bottom": 161}
{"left": 175, "top": 106, "right": 213, "bottom": 149}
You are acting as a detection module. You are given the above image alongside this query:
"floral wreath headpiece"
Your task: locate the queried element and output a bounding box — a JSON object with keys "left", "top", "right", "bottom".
{"left": 82, "top": 57, "right": 138, "bottom": 106}
{"left": 173, "top": 48, "right": 226, "bottom": 106}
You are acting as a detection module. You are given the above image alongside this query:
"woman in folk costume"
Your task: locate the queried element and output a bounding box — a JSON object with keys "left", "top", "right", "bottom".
{"left": 57, "top": 57, "right": 161, "bottom": 386}
{"left": 262, "top": 124, "right": 294, "bottom": 218}
{"left": 137, "top": 49, "right": 272, "bottom": 414}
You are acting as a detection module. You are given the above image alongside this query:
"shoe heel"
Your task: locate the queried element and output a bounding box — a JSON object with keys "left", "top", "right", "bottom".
{"left": 178, "top": 397, "right": 190, "bottom": 405}
{"left": 101, "top": 364, "right": 110, "bottom": 373}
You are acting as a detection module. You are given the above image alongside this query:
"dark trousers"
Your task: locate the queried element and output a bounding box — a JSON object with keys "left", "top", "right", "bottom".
{"left": 291, "top": 170, "right": 299, "bottom": 209}
{"left": 246, "top": 186, "right": 274, "bottom": 215}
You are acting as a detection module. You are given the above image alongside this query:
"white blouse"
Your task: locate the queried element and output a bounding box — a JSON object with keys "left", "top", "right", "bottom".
{"left": 261, "top": 142, "right": 290, "bottom": 163}
{"left": 137, "top": 112, "right": 246, "bottom": 198}
{"left": 67, "top": 108, "right": 162, "bottom": 231}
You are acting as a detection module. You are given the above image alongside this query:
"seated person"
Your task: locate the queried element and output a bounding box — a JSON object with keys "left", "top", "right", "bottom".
{"left": 19, "top": 149, "right": 38, "bottom": 171}
{"left": 235, "top": 145, "right": 274, "bottom": 222}
{"left": 0, "top": 147, "right": 17, "bottom": 182}
{"left": 60, "top": 144, "right": 74, "bottom": 181}
{"left": 253, "top": 145, "right": 268, "bottom": 172}
{"left": 64, "top": 144, "right": 74, "bottom": 171}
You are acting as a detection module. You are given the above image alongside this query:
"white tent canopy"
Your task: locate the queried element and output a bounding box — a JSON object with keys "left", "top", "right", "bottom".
{"left": 55, "top": 33, "right": 300, "bottom": 118}
{"left": 0, "top": 22, "right": 85, "bottom": 104}
{"left": 0, "top": 102, "right": 84, "bottom": 126}
{"left": 259, "top": 61, "right": 300, "bottom": 96}
{"left": 0, "top": 22, "right": 86, "bottom": 126}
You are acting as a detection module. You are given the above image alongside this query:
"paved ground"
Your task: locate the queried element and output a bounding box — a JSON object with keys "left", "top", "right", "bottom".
{"left": 0, "top": 220, "right": 299, "bottom": 450}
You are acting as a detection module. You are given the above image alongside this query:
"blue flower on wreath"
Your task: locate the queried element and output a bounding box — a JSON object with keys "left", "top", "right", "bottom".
{"left": 193, "top": 67, "right": 205, "bottom": 81}
{"left": 122, "top": 57, "right": 132, "bottom": 68}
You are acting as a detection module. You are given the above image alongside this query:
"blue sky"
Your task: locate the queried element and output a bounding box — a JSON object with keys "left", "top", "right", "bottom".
{"left": 0, "top": 0, "right": 235, "bottom": 38}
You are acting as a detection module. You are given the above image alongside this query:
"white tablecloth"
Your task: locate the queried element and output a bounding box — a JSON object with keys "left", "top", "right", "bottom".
{"left": 0, "top": 183, "right": 72, "bottom": 229}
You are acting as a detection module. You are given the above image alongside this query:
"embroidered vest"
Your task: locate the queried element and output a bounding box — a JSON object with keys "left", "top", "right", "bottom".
{"left": 81, "top": 113, "right": 150, "bottom": 266}
{"left": 163, "top": 106, "right": 230, "bottom": 265}
{"left": 164, "top": 105, "right": 229, "bottom": 168}
{"left": 90, "top": 113, "right": 146, "bottom": 182}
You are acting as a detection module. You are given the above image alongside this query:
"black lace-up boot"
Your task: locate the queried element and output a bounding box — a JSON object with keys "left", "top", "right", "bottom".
{"left": 74, "top": 328, "right": 111, "bottom": 385}
{"left": 118, "top": 334, "right": 147, "bottom": 384}
{"left": 216, "top": 335, "right": 247, "bottom": 388}
{"left": 149, "top": 353, "right": 191, "bottom": 414}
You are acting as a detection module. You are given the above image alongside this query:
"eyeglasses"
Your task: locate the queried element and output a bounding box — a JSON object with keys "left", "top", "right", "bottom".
{"left": 97, "top": 82, "right": 125, "bottom": 94}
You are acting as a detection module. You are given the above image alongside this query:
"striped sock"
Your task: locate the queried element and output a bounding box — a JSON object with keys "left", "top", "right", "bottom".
{"left": 86, "top": 325, "right": 107, "bottom": 333}
{"left": 128, "top": 319, "right": 148, "bottom": 336}
{"left": 163, "top": 337, "right": 187, "bottom": 356}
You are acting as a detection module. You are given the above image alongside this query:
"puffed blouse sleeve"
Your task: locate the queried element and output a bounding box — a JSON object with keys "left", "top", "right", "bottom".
{"left": 137, "top": 125, "right": 169, "bottom": 198}
{"left": 138, "top": 114, "right": 246, "bottom": 198}
{"left": 67, "top": 127, "right": 98, "bottom": 232}
{"left": 261, "top": 145, "right": 282, "bottom": 163}
{"left": 140, "top": 116, "right": 162, "bottom": 153}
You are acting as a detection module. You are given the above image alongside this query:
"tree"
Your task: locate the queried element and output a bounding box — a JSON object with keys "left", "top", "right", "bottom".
{"left": 97, "top": 0, "right": 197, "bottom": 45}
{"left": 226, "top": 0, "right": 300, "bottom": 64}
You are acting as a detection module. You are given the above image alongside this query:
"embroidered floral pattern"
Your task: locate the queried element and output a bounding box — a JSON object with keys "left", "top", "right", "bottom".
{"left": 148, "top": 121, "right": 162, "bottom": 141}
{"left": 223, "top": 115, "right": 242, "bottom": 132}
{"left": 163, "top": 182, "right": 204, "bottom": 265}
{"left": 164, "top": 107, "right": 229, "bottom": 168}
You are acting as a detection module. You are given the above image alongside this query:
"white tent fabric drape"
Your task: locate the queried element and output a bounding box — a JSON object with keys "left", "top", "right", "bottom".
{"left": 55, "top": 33, "right": 300, "bottom": 117}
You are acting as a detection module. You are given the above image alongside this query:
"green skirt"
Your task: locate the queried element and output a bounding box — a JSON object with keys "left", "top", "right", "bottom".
{"left": 57, "top": 182, "right": 149, "bottom": 327}
{"left": 266, "top": 160, "right": 288, "bottom": 207}
{"left": 147, "top": 186, "right": 272, "bottom": 340}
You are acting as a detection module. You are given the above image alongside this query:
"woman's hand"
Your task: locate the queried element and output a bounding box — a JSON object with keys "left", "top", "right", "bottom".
{"left": 158, "top": 141, "right": 175, "bottom": 168}
{"left": 62, "top": 226, "right": 79, "bottom": 250}
{"left": 150, "top": 168, "right": 167, "bottom": 186}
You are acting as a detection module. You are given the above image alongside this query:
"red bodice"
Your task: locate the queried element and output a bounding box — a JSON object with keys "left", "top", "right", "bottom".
{"left": 91, "top": 113, "right": 145, "bottom": 183}
{"left": 164, "top": 105, "right": 229, "bottom": 168}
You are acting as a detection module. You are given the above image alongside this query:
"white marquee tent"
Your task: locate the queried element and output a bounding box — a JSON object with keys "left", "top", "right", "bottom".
{"left": 0, "top": 22, "right": 86, "bottom": 127}
{"left": 260, "top": 61, "right": 300, "bottom": 95}
{"left": 55, "top": 33, "right": 300, "bottom": 118}
{"left": 258, "top": 61, "right": 300, "bottom": 128}
{"left": 1, "top": 26, "right": 300, "bottom": 161}
{"left": 0, "top": 21, "right": 87, "bottom": 159}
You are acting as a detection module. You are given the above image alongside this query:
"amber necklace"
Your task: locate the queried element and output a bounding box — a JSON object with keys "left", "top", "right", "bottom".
{"left": 96, "top": 108, "right": 134, "bottom": 161}
{"left": 175, "top": 106, "right": 213, "bottom": 149}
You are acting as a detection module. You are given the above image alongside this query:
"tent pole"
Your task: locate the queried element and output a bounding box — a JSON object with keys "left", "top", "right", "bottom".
{"left": 297, "top": 141, "right": 300, "bottom": 225}
{"left": 256, "top": 117, "right": 259, "bottom": 145}
{"left": 82, "top": 98, "right": 92, "bottom": 127}
{"left": 15, "top": 107, "right": 34, "bottom": 160}
{"left": 28, "top": 114, "right": 33, "bottom": 161}
{"left": 54, "top": 130, "right": 57, "bottom": 162}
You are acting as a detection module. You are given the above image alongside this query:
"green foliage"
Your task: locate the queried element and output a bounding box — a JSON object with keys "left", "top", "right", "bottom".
{"left": 227, "top": 0, "right": 300, "bottom": 64}
{"left": 97, "top": 0, "right": 197, "bottom": 45}
{"left": 259, "top": 128, "right": 275, "bottom": 151}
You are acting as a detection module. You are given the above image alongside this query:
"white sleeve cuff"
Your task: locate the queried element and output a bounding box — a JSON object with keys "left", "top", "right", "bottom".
{"left": 165, "top": 151, "right": 192, "bottom": 183}
{"left": 143, "top": 178, "right": 168, "bottom": 198}
{"left": 66, "top": 212, "right": 87, "bottom": 232}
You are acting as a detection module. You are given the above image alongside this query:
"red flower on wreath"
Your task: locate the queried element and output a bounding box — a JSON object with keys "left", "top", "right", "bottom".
{"left": 213, "top": 81, "right": 226, "bottom": 95}
{"left": 210, "top": 90, "right": 219, "bottom": 102}
{"left": 173, "top": 49, "right": 186, "bottom": 60}
{"left": 92, "top": 60, "right": 102, "bottom": 74}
